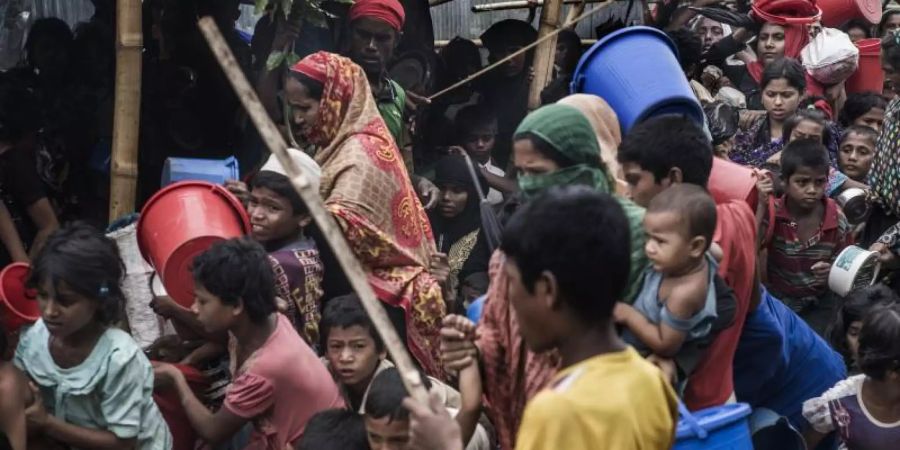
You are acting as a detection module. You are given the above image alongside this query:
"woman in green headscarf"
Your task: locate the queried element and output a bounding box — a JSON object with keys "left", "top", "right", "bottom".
{"left": 450, "top": 104, "right": 648, "bottom": 450}
{"left": 513, "top": 103, "right": 648, "bottom": 300}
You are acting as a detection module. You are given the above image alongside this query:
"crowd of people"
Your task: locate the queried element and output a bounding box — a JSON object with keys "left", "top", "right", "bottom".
{"left": 1, "top": 0, "right": 900, "bottom": 448}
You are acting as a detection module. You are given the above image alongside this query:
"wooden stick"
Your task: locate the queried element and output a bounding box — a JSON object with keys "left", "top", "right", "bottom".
{"left": 528, "top": 0, "right": 564, "bottom": 109}
{"left": 428, "top": 1, "right": 610, "bottom": 102}
{"left": 471, "top": 0, "right": 603, "bottom": 12}
{"left": 565, "top": 0, "right": 587, "bottom": 25}
{"left": 434, "top": 38, "right": 598, "bottom": 47}
{"left": 197, "top": 17, "right": 429, "bottom": 403}
{"left": 109, "top": 0, "right": 142, "bottom": 221}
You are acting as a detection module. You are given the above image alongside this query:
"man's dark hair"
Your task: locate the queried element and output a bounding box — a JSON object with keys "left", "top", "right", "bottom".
{"left": 250, "top": 170, "right": 308, "bottom": 216}
{"left": 500, "top": 186, "right": 630, "bottom": 322}
{"left": 858, "top": 304, "right": 900, "bottom": 380}
{"left": 319, "top": 294, "right": 384, "bottom": 352}
{"left": 296, "top": 409, "right": 370, "bottom": 450}
{"left": 364, "top": 367, "right": 433, "bottom": 422}
{"left": 191, "top": 238, "right": 276, "bottom": 324}
{"left": 842, "top": 18, "right": 873, "bottom": 39}
{"left": 647, "top": 184, "right": 717, "bottom": 251}
{"left": 455, "top": 103, "right": 497, "bottom": 137}
{"left": 839, "top": 92, "right": 888, "bottom": 127}
{"left": 883, "top": 33, "right": 900, "bottom": 72}
{"left": 667, "top": 27, "right": 702, "bottom": 77}
{"left": 780, "top": 139, "right": 829, "bottom": 180}
{"left": 617, "top": 115, "right": 713, "bottom": 187}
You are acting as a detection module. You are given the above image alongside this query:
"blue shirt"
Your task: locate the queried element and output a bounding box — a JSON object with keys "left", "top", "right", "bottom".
{"left": 14, "top": 320, "right": 172, "bottom": 450}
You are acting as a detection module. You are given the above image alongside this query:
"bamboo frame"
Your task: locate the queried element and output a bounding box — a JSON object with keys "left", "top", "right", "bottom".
{"left": 197, "top": 18, "right": 429, "bottom": 403}
{"left": 528, "top": 0, "right": 564, "bottom": 109}
{"left": 109, "top": 0, "right": 143, "bottom": 221}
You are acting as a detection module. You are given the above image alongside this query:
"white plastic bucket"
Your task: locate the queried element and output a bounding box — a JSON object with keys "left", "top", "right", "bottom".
{"left": 829, "top": 245, "right": 880, "bottom": 297}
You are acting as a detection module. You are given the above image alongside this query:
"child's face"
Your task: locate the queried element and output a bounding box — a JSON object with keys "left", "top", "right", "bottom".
{"left": 191, "top": 283, "right": 237, "bottom": 334}
{"left": 847, "top": 319, "right": 862, "bottom": 363}
{"left": 325, "top": 325, "right": 385, "bottom": 391}
{"left": 784, "top": 166, "right": 828, "bottom": 210}
{"left": 621, "top": 162, "right": 668, "bottom": 208}
{"left": 37, "top": 280, "right": 100, "bottom": 338}
{"left": 437, "top": 184, "right": 469, "bottom": 219}
{"left": 789, "top": 119, "right": 824, "bottom": 143}
{"left": 247, "top": 186, "right": 303, "bottom": 245}
{"left": 852, "top": 107, "right": 885, "bottom": 133}
{"left": 364, "top": 415, "right": 410, "bottom": 450}
{"left": 643, "top": 211, "right": 704, "bottom": 273}
{"left": 839, "top": 133, "right": 876, "bottom": 181}
{"left": 461, "top": 124, "right": 497, "bottom": 164}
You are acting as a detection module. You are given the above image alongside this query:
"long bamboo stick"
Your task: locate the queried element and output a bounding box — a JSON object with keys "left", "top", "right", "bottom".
{"left": 471, "top": 0, "right": 603, "bottom": 12}
{"left": 109, "top": 0, "right": 143, "bottom": 221}
{"left": 428, "top": 1, "right": 611, "bottom": 102}
{"left": 197, "top": 18, "right": 429, "bottom": 403}
{"left": 528, "top": 0, "right": 564, "bottom": 109}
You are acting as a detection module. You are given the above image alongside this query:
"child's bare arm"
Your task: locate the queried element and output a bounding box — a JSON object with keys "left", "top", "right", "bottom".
{"left": 455, "top": 360, "right": 483, "bottom": 448}
{"left": 0, "top": 364, "right": 29, "bottom": 450}
{"left": 615, "top": 279, "right": 707, "bottom": 357}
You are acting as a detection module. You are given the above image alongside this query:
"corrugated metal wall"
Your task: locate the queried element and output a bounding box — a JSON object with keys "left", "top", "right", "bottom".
{"left": 428, "top": 0, "right": 643, "bottom": 41}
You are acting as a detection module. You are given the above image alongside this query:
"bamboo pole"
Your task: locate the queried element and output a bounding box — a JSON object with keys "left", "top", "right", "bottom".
{"left": 528, "top": 0, "right": 564, "bottom": 109}
{"left": 197, "top": 18, "right": 429, "bottom": 403}
{"left": 471, "top": 0, "right": 603, "bottom": 12}
{"left": 434, "top": 38, "right": 597, "bottom": 47}
{"left": 109, "top": 0, "right": 143, "bottom": 221}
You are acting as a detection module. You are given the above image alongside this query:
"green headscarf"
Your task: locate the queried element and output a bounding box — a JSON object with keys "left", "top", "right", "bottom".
{"left": 513, "top": 104, "right": 614, "bottom": 198}
{"left": 513, "top": 103, "right": 648, "bottom": 303}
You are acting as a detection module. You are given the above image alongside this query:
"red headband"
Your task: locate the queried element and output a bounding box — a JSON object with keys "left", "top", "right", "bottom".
{"left": 348, "top": 0, "right": 405, "bottom": 31}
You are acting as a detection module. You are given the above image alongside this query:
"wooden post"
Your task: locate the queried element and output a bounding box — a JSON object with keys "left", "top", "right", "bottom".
{"left": 197, "top": 18, "right": 429, "bottom": 403}
{"left": 109, "top": 0, "right": 142, "bottom": 221}
{"left": 527, "top": 0, "right": 564, "bottom": 109}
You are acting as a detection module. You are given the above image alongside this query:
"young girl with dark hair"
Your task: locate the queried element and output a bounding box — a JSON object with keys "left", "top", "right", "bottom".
{"left": 839, "top": 92, "right": 888, "bottom": 132}
{"left": 803, "top": 304, "right": 900, "bottom": 449}
{"left": 12, "top": 223, "right": 172, "bottom": 449}
{"left": 732, "top": 58, "right": 806, "bottom": 167}
{"left": 828, "top": 285, "right": 899, "bottom": 372}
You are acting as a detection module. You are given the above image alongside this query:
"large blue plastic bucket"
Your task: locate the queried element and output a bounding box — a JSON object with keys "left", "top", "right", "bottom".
{"left": 162, "top": 156, "right": 239, "bottom": 187}
{"left": 570, "top": 26, "right": 704, "bottom": 133}
{"left": 675, "top": 403, "right": 753, "bottom": 450}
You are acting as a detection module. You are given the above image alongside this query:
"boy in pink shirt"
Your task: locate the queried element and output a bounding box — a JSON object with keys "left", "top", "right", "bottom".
{"left": 154, "top": 238, "right": 343, "bottom": 449}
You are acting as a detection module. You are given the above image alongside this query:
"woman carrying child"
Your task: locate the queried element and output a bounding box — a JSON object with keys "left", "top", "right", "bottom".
{"left": 614, "top": 184, "right": 720, "bottom": 390}
{"left": 13, "top": 223, "right": 172, "bottom": 449}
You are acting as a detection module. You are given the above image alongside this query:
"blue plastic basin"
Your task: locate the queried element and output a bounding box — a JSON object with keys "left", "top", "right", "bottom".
{"left": 162, "top": 156, "right": 240, "bottom": 187}
{"left": 675, "top": 403, "right": 753, "bottom": 450}
{"left": 570, "top": 26, "right": 704, "bottom": 133}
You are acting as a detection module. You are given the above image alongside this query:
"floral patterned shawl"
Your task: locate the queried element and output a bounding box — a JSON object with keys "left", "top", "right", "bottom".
{"left": 291, "top": 52, "right": 445, "bottom": 377}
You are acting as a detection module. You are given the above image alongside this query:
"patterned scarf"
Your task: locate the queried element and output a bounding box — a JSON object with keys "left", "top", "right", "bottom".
{"left": 290, "top": 52, "right": 445, "bottom": 377}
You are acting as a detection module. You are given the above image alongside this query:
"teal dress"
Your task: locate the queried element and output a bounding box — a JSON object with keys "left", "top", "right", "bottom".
{"left": 14, "top": 320, "right": 172, "bottom": 450}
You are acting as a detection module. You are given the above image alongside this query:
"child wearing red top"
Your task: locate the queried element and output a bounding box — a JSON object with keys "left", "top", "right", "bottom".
{"left": 763, "top": 140, "right": 852, "bottom": 335}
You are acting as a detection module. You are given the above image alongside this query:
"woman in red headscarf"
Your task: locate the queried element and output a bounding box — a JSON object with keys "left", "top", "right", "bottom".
{"left": 283, "top": 51, "right": 445, "bottom": 377}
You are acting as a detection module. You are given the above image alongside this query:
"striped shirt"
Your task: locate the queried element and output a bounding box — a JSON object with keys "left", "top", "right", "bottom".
{"left": 765, "top": 197, "right": 852, "bottom": 310}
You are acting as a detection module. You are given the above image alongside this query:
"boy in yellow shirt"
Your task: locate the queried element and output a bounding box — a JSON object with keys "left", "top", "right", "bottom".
{"left": 405, "top": 186, "right": 679, "bottom": 450}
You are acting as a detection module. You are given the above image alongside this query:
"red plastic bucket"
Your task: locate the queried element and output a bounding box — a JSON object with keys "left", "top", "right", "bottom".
{"left": 137, "top": 181, "right": 250, "bottom": 308}
{"left": 818, "top": 0, "right": 881, "bottom": 27}
{"left": 752, "top": 0, "right": 822, "bottom": 24}
{"left": 0, "top": 263, "right": 40, "bottom": 332}
{"left": 846, "top": 39, "right": 884, "bottom": 94}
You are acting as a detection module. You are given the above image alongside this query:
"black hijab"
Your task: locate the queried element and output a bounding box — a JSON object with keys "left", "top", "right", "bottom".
{"left": 428, "top": 155, "right": 485, "bottom": 252}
